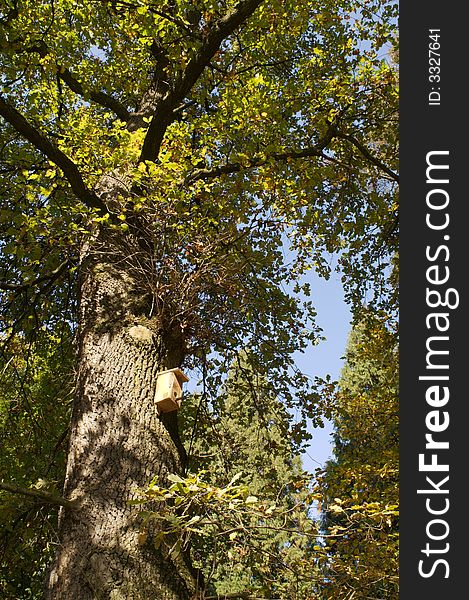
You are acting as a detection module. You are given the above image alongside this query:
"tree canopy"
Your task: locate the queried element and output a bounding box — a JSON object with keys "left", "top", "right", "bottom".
{"left": 1, "top": 0, "right": 398, "bottom": 371}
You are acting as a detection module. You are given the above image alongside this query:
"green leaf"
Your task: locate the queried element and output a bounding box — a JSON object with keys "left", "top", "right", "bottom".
{"left": 245, "top": 496, "right": 258, "bottom": 504}
{"left": 167, "top": 473, "right": 185, "bottom": 484}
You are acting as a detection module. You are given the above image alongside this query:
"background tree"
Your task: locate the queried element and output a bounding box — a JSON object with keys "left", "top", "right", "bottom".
{"left": 316, "top": 313, "right": 399, "bottom": 598}
{"left": 0, "top": 330, "right": 73, "bottom": 599}
{"left": 179, "top": 352, "right": 320, "bottom": 599}
{"left": 0, "top": 1, "right": 398, "bottom": 598}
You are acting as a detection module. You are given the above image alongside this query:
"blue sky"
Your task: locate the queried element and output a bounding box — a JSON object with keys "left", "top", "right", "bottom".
{"left": 294, "top": 269, "right": 352, "bottom": 473}
{"left": 184, "top": 255, "right": 352, "bottom": 475}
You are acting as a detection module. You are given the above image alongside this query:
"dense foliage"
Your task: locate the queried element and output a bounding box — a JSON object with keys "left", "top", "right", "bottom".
{"left": 178, "top": 354, "right": 318, "bottom": 598}
{"left": 317, "top": 314, "right": 399, "bottom": 598}
{"left": 0, "top": 332, "right": 73, "bottom": 598}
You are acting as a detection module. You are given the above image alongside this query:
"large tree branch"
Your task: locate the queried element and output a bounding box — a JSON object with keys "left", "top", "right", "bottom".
{"left": 175, "top": 0, "right": 265, "bottom": 102}
{"left": 0, "top": 260, "right": 70, "bottom": 291}
{"left": 185, "top": 128, "right": 338, "bottom": 184}
{"left": 0, "top": 95, "right": 107, "bottom": 213}
{"left": 186, "top": 148, "right": 331, "bottom": 183}
{"left": 59, "top": 68, "right": 130, "bottom": 122}
{"left": 185, "top": 126, "right": 399, "bottom": 185}
{"left": 140, "top": 0, "right": 264, "bottom": 162}
{"left": 9, "top": 40, "right": 130, "bottom": 122}
{"left": 0, "top": 481, "right": 78, "bottom": 510}
{"left": 337, "top": 131, "right": 399, "bottom": 182}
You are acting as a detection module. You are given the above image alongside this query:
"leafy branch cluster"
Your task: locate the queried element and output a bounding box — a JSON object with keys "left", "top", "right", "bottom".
{"left": 133, "top": 470, "right": 321, "bottom": 599}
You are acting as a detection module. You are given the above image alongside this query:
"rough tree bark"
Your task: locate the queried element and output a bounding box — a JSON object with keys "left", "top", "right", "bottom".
{"left": 45, "top": 227, "right": 199, "bottom": 599}
{"left": 0, "top": 4, "right": 267, "bottom": 596}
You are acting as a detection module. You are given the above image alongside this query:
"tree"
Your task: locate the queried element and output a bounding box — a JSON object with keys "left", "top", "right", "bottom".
{"left": 0, "top": 331, "right": 73, "bottom": 598}
{"left": 178, "top": 351, "right": 319, "bottom": 599}
{"left": 317, "top": 314, "right": 399, "bottom": 598}
{"left": 0, "top": 1, "right": 398, "bottom": 598}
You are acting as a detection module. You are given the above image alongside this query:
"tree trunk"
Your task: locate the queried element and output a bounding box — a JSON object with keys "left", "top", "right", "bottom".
{"left": 45, "top": 231, "right": 200, "bottom": 599}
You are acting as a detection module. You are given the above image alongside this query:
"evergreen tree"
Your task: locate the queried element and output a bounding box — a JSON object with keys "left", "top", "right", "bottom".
{"left": 317, "top": 314, "right": 399, "bottom": 598}
{"left": 180, "top": 351, "right": 320, "bottom": 599}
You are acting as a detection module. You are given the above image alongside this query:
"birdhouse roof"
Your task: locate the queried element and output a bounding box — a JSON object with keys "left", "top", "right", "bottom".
{"left": 156, "top": 368, "right": 189, "bottom": 383}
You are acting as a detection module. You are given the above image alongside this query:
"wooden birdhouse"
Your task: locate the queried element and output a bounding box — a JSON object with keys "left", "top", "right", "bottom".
{"left": 155, "top": 368, "right": 189, "bottom": 414}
